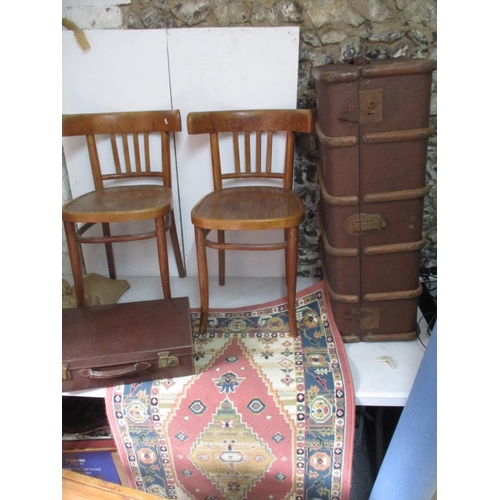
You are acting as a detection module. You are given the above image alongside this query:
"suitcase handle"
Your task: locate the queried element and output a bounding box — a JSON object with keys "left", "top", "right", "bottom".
{"left": 78, "top": 362, "right": 152, "bottom": 379}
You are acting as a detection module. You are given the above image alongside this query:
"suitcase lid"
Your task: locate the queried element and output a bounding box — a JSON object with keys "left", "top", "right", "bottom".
{"left": 62, "top": 297, "right": 193, "bottom": 370}
{"left": 312, "top": 57, "right": 436, "bottom": 83}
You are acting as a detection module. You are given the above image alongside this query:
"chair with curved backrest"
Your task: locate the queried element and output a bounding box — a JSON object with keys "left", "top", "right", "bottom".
{"left": 187, "top": 109, "right": 314, "bottom": 337}
{"left": 62, "top": 110, "right": 185, "bottom": 306}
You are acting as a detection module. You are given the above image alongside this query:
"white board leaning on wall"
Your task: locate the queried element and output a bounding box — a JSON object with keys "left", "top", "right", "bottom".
{"left": 62, "top": 27, "right": 300, "bottom": 278}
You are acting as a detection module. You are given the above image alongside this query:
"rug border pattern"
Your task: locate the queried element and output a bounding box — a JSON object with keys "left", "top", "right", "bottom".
{"left": 106, "top": 281, "right": 354, "bottom": 500}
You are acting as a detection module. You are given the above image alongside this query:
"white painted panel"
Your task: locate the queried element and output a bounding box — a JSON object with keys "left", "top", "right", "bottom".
{"left": 168, "top": 27, "right": 300, "bottom": 278}
{"left": 62, "top": 30, "right": 182, "bottom": 277}
{"left": 62, "top": 27, "right": 300, "bottom": 279}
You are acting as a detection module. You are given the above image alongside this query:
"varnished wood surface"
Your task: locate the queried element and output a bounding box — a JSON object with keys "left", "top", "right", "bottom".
{"left": 191, "top": 186, "right": 304, "bottom": 230}
{"left": 62, "top": 185, "right": 172, "bottom": 223}
{"left": 62, "top": 469, "right": 156, "bottom": 500}
{"left": 186, "top": 108, "right": 313, "bottom": 134}
{"left": 63, "top": 110, "right": 181, "bottom": 136}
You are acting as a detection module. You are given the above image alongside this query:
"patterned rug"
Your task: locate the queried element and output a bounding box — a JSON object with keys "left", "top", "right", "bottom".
{"left": 105, "top": 281, "right": 355, "bottom": 499}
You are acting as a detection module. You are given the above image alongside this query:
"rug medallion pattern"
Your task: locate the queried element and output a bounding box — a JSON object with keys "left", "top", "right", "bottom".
{"left": 106, "top": 283, "right": 354, "bottom": 499}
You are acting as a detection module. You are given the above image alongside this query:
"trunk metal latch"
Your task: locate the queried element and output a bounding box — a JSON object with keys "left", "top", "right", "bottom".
{"left": 337, "top": 89, "right": 384, "bottom": 124}
{"left": 343, "top": 308, "right": 380, "bottom": 329}
{"left": 343, "top": 213, "right": 387, "bottom": 235}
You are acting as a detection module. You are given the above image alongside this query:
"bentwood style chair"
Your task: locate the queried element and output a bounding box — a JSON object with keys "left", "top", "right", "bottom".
{"left": 188, "top": 109, "right": 314, "bottom": 337}
{"left": 62, "top": 110, "right": 185, "bottom": 306}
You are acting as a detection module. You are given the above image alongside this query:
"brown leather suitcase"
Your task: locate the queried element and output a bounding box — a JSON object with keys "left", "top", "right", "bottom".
{"left": 313, "top": 58, "right": 436, "bottom": 342}
{"left": 62, "top": 298, "right": 194, "bottom": 391}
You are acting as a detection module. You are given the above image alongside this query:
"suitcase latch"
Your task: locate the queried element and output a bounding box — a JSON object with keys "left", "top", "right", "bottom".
{"left": 158, "top": 351, "right": 180, "bottom": 368}
{"left": 62, "top": 363, "right": 71, "bottom": 380}
{"left": 343, "top": 213, "right": 387, "bottom": 235}
{"left": 359, "top": 88, "right": 383, "bottom": 124}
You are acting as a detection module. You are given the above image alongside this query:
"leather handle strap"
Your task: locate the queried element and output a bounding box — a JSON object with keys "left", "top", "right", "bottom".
{"left": 78, "top": 361, "right": 152, "bottom": 379}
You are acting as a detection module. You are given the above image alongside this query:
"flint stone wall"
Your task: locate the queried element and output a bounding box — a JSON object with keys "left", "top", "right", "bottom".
{"left": 63, "top": 0, "right": 437, "bottom": 276}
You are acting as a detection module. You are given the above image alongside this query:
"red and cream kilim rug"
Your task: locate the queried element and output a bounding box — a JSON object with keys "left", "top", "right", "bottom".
{"left": 106, "top": 281, "right": 355, "bottom": 499}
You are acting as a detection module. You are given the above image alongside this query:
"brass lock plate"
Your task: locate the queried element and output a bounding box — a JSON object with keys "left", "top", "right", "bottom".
{"left": 359, "top": 88, "right": 383, "bottom": 124}
{"left": 343, "top": 213, "right": 387, "bottom": 235}
{"left": 158, "top": 351, "right": 180, "bottom": 368}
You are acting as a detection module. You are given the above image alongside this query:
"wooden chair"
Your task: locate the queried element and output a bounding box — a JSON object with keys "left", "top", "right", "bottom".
{"left": 62, "top": 110, "right": 185, "bottom": 306}
{"left": 188, "top": 109, "right": 314, "bottom": 337}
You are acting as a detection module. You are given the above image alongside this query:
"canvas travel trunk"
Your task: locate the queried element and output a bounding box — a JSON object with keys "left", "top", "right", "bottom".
{"left": 62, "top": 297, "right": 194, "bottom": 391}
{"left": 313, "top": 58, "right": 436, "bottom": 342}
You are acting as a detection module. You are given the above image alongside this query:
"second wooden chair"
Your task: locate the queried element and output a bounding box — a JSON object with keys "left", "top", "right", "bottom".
{"left": 188, "top": 109, "right": 314, "bottom": 337}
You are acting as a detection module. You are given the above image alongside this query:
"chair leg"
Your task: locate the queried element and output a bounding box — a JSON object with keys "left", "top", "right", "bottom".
{"left": 285, "top": 226, "right": 299, "bottom": 338}
{"left": 167, "top": 212, "right": 186, "bottom": 278}
{"left": 217, "top": 230, "right": 225, "bottom": 286}
{"left": 195, "top": 226, "right": 209, "bottom": 334}
{"left": 155, "top": 215, "right": 171, "bottom": 299}
{"left": 64, "top": 220, "right": 86, "bottom": 307}
{"left": 102, "top": 223, "right": 116, "bottom": 279}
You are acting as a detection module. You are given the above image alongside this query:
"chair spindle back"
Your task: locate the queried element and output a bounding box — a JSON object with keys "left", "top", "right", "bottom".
{"left": 187, "top": 109, "right": 314, "bottom": 191}
{"left": 62, "top": 110, "right": 182, "bottom": 191}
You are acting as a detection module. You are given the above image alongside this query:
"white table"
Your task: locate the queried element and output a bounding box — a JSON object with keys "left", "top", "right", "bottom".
{"left": 344, "top": 325, "right": 428, "bottom": 406}
{"left": 63, "top": 276, "right": 429, "bottom": 406}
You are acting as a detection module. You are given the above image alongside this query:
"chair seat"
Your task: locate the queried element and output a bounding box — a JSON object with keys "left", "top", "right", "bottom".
{"left": 62, "top": 185, "right": 172, "bottom": 223}
{"left": 191, "top": 186, "right": 305, "bottom": 231}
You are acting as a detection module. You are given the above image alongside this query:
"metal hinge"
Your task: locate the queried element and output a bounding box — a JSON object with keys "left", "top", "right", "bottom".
{"left": 62, "top": 363, "right": 71, "bottom": 380}
{"left": 158, "top": 351, "right": 180, "bottom": 368}
{"left": 343, "top": 213, "right": 387, "bottom": 235}
{"left": 338, "top": 105, "right": 359, "bottom": 123}
{"left": 343, "top": 308, "right": 380, "bottom": 329}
